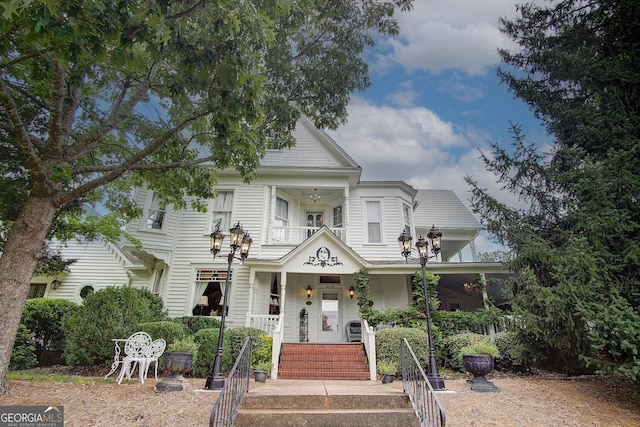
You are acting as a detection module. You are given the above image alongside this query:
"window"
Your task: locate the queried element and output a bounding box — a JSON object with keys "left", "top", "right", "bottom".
{"left": 211, "top": 191, "right": 234, "bottom": 232}
{"left": 366, "top": 201, "right": 381, "bottom": 243}
{"left": 333, "top": 205, "right": 343, "bottom": 228}
{"left": 403, "top": 204, "right": 412, "bottom": 232}
{"left": 146, "top": 192, "right": 165, "bottom": 230}
{"left": 195, "top": 269, "right": 231, "bottom": 316}
{"left": 28, "top": 283, "right": 46, "bottom": 299}
{"left": 275, "top": 197, "right": 289, "bottom": 226}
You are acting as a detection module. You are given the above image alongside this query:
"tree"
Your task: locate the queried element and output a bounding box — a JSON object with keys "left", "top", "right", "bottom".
{"left": 0, "top": 0, "right": 414, "bottom": 394}
{"left": 466, "top": 0, "right": 640, "bottom": 380}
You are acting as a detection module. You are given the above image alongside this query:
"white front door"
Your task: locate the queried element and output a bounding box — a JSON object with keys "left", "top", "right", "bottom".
{"left": 318, "top": 291, "right": 342, "bottom": 342}
{"left": 306, "top": 212, "right": 324, "bottom": 238}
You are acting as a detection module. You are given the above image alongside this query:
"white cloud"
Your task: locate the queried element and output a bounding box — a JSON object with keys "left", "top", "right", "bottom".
{"left": 386, "top": 0, "right": 527, "bottom": 76}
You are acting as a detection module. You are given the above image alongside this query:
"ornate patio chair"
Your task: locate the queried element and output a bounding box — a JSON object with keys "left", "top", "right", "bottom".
{"left": 116, "top": 331, "right": 152, "bottom": 384}
{"left": 141, "top": 339, "right": 167, "bottom": 381}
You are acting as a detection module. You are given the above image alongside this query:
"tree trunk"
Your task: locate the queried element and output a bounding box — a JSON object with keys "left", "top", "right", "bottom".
{"left": 0, "top": 195, "right": 58, "bottom": 395}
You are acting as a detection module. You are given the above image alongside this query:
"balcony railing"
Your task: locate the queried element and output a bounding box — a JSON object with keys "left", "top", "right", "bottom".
{"left": 269, "top": 225, "right": 346, "bottom": 245}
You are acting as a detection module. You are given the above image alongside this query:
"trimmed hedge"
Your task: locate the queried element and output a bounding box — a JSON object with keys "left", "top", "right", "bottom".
{"left": 62, "top": 287, "right": 167, "bottom": 366}
{"left": 172, "top": 316, "right": 221, "bottom": 335}
{"left": 191, "top": 328, "right": 232, "bottom": 377}
{"left": 494, "top": 332, "right": 529, "bottom": 373}
{"left": 441, "top": 333, "right": 492, "bottom": 371}
{"left": 137, "top": 321, "right": 186, "bottom": 345}
{"left": 9, "top": 324, "right": 38, "bottom": 371}
{"left": 21, "top": 298, "right": 78, "bottom": 364}
{"left": 376, "top": 327, "right": 430, "bottom": 373}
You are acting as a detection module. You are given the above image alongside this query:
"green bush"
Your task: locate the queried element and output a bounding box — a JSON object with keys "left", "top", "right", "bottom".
{"left": 376, "top": 327, "right": 431, "bottom": 372}
{"left": 137, "top": 321, "right": 186, "bottom": 345}
{"left": 9, "top": 324, "right": 38, "bottom": 371}
{"left": 62, "top": 287, "right": 167, "bottom": 366}
{"left": 494, "top": 332, "right": 529, "bottom": 373}
{"left": 191, "top": 328, "right": 232, "bottom": 377}
{"left": 226, "top": 327, "right": 269, "bottom": 363}
{"left": 442, "top": 333, "right": 492, "bottom": 371}
{"left": 21, "top": 298, "right": 78, "bottom": 364}
{"left": 172, "top": 316, "right": 221, "bottom": 335}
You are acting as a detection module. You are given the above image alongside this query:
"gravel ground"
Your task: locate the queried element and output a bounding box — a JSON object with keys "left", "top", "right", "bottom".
{"left": 1, "top": 368, "right": 638, "bottom": 426}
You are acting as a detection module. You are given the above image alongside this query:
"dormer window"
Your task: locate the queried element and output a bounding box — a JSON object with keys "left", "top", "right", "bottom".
{"left": 146, "top": 192, "right": 165, "bottom": 230}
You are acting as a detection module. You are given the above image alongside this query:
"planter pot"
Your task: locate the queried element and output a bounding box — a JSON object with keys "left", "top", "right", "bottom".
{"left": 155, "top": 352, "right": 193, "bottom": 392}
{"left": 380, "top": 373, "right": 395, "bottom": 384}
{"left": 462, "top": 354, "right": 498, "bottom": 392}
{"left": 254, "top": 371, "right": 268, "bottom": 383}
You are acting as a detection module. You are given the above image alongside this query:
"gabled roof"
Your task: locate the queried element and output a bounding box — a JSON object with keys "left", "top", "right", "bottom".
{"left": 413, "top": 190, "right": 482, "bottom": 231}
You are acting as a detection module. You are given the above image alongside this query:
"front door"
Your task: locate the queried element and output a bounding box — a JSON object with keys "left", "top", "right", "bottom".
{"left": 318, "top": 291, "right": 341, "bottom": 342}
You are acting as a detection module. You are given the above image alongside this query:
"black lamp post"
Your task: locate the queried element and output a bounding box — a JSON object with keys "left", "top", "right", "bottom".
{"left": 398, "top": 225, "right": 446, "bottom": 391}
{"left": 204, "top": 222, "right": 252, "bottom": 390}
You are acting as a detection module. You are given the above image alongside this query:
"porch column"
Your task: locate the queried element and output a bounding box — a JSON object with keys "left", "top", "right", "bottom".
{"left": 245, "top": 268, "right": 256, "bottom": 327}
{"left": 280, "top": 271, "right": 287, "bottom": 311}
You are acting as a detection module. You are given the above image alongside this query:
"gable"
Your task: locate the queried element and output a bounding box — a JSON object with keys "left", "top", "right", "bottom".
{"left": 260, "top": 116, "right": 360, "bottom": 170}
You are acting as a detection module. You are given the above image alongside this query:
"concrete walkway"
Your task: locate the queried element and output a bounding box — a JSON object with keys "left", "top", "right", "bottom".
{"left": 247, "top": 379, "right": 407, "bottom": 396}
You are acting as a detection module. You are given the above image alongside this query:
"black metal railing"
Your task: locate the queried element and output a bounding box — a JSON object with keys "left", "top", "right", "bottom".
{"left": 400, "top": 338, "right": 446, "bottom": 427}
{"left": 209, "top": 337, "right": 253, "bottom": 427}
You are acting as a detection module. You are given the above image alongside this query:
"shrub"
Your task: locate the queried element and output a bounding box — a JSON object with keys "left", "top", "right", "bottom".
{"left": 21, "top": 298, "right": 78, "bottom": 364}
{"left": 376, "top": 359, "right": 398, "bottom": 375}
{"left": 137, "top": 321, "right": 186, "bottom": 345}
{"left": 376, "top": 327, "right": 430, "bottom": 371}
{"left": 172, "top": 316, "right": 221, "bottom": 335}
{"left": 442, "top": 333, "right": 492, "bottom": 371}
{"left": 494, "top": 332, "right": 529, "bottom": 373}
{"left": 191, "top": 328, "right": 232, "bottom": 377}
{"left": 226, "top": 327, "right": 269, "bottom": 363}
{"left": 9, "top": 324, "right": 38, "bottom": 371}
{"left": 460, "top": 340, "right": 499, "bottom": 358}
{"left": 62, "top": 287, "right": 167, "bottom": 366}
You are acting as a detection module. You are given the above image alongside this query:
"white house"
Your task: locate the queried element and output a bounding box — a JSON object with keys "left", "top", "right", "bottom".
{"left": 35, "top": 117, "right": 507, "bottom": 377}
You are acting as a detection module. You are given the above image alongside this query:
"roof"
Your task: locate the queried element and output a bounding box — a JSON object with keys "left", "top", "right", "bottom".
{"left": 413, "top": 190, "right": 482, "bottom": 231}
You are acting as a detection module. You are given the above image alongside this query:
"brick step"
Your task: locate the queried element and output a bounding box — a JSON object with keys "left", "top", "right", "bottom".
{"left": 277, "top": 370, "right": 372, "bottom": 380}
{"left": 279, "top": 354, "right": 367, "bottom": 362}
{"left": 279, "top": 361, "right": 369, "bottom": 370}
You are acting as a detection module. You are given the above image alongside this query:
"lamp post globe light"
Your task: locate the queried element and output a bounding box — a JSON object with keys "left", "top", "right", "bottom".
{"left": 398, "top": 225, "right": 446, "bottom": 391}
{"left": 204, "top": 222, "right": 252, "bottom": 390}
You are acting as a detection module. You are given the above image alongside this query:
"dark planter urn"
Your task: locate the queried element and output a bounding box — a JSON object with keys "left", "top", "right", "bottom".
{"left": 462, "top": 354, "right": 498, "bottom": 392}
{"left": 381, "top": 373, "right": 395, "bottom": 384}
{"left": 254, "top": 371, "right": 268, "bottom": 383}
{"left": 155, "top": 352, "right": 193, "bottom": 392}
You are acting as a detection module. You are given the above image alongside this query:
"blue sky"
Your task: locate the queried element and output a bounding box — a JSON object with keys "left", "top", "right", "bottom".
{"left": 327, "top": 0, "right": 549, "bottom": 256}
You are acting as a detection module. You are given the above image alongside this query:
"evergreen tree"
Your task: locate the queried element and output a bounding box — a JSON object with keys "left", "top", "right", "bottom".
{"left": 466, "top": 0, "right": 640, "bottom": 382}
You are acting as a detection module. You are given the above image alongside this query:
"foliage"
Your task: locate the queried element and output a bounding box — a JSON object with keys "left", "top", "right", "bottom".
{"left": 410, "top": 270, "right": 441, "bottom": 315}
{"left": 376, "top": 359, "right": 398, "bottom": 375}
{"left": 226, "top": 327, "right": 267, "bottom": 363}
{"left": 172, "top": 316, "right": 221, "bottom": 336}
{"left": 9, "top": 324, "right": 38, "bottom": 371}
{"left": 442, "top": 333, "right": 493, "bottom": 372}
{"left": 354, "top": 268, "right": 374, "bottom": 320}
{"left": 191, "top": 328, "right": 232, "bottom": 378}
{"left": 376, "top": 327, "right": 430, "bottom": 371}
{"left": 0, "top": 0, "right": 416, "bottom": 392}
{"left": 253, "top": 360, "right": 273, "bottom": 373}
{"left": 434, "top": 307, "right": 503, "bottom": 339}
{"left": 20, "top": 298, "right": 78, "bottom": 364}
{"left": 168, "top": 336, "right": 199, "bottom": 355}
{"left": 136, "top": 321, "right": 185, "bottom": 345}
{"left": 363, "top": 308, "right": 425, "bottom": 329}
{"left": 460, "top": 341, "right": 499, "bottom": 358}
{"left": 62, "top": 287, "right": 166, "bottom": 366}
{"left": 493, "top": 332, "right": 529, "bottom": 373}
{"left": 465, "top": 0, "right": 640, "bottom": 381}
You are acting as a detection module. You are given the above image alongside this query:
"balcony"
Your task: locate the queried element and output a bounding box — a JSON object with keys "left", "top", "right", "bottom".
{"left": 269, "top": 225, "right": 346, "bottom": 245}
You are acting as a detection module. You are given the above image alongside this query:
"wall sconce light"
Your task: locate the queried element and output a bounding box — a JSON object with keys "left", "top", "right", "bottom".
{"left": 306, "top": 286, "right": 313, "bottom": 298}
{"left": 51, "top": 279, "right": 61, "bottom": 290}
{"left": 349, "top": 286, "right": 355, "bottom": 299}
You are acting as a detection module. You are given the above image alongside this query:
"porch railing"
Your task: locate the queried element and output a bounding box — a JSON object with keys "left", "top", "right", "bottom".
{"left": 269, "top": 225, "right": 346, "bottom": 245}
{"left": 361, "top": 318, "right": 377, "bottom": 381}
{"left": 209, "top": 337, "right": 252, "bottom": 427}
{"left": 248, "top": 314, "right": 280, "bottom": 335}
{"left": 400, "top": 338, "right": 446, "bottom": 427}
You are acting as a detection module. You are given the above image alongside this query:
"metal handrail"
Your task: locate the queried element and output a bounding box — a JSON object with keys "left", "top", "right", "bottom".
{"left": 209, "top": 337, "right": 252, "bottom": 427}
{"left": 401, "top": 338, "right": 446, "bottom": 427}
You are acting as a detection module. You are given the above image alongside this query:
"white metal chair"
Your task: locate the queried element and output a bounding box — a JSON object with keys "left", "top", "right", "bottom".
{"left": 141, "top": 339, "right": 167, "bottom": 381}
{"left": 116, "top": 331, "right": 152, "bottom": 384}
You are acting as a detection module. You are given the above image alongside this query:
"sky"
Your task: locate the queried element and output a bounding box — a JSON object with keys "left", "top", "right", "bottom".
{"left": 326, "top": 0, "right": 549, "bottom": 257}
